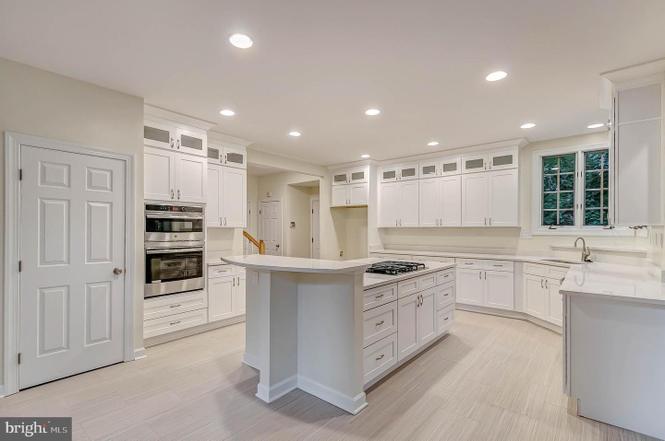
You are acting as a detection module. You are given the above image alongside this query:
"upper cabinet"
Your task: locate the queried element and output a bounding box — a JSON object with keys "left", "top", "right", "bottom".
{"left": 380, "top": 162, "right": 419, "bottom": 182}
{"left": 419, "top": 156, "right": 461, "bottom": 178}
{"left": 612, "top": 78, "right": 663, "bottom": 226}
{"left": 330, "top": 166, "right": 369, "bottom": 207}
{"left": 462, "top": 147, "right": 517, "bottom": 174}
{"left": 207, "top": 164, "right": 247, "bottom": 228}
{"left": 144, "top": 120, "right": 206, "bottom": 157}
{"left": 144, "top": 146, "right": 206, "bottom": 203}
{"left": 208, "top": 142, "right": 247, "bottom": 169}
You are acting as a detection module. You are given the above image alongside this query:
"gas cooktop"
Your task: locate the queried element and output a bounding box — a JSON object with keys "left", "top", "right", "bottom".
{"left": 365, "top": 261, "right": 426, "bottom": 276}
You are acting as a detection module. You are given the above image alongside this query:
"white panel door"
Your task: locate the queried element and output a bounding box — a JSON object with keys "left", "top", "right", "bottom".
{"left": 441, "top": 175, "right": 462, "bottom": 226}
{"left": 397, "top": 294, "right": 419, "bottom": 360}
{"left": 19, "top": 145, "right": 126, "bottom": 389}
{"left": 484, "top": 270, "right": 514, "bottom": 310}
{"left": 488, "top": 169, "right": 518, "bottom": 226}
{"left": 379, "top": 182, "right": 399, "bottom": 227}
{"left": 418, "top": 289, "right": 437, "bottom": 347}
{"left": 456, "top": 269, "right": 484, "bottom": 305}
{"left": 547, "top": 278, "right": 562, "bottom": 326}
{"left": 461, "top": 173, "right": 489, "bottom": 226}
{"left": 207, "top": 165, "right": 221, "bottom": 227}
{"left": 311, "top": 199, "right": 320, "bottom": 258}
{"left": 144, "top": 146, "right": 174, "bottom": 201}
{"left": 349, "top": 183, "right": 368, "bottom": 205}
{"left": 208, "top": 275, "right": 235, "bottom": 322}
{"left": 399, "top": 180, "right": 420, "bottom": 227}
{"left": 260, "top": 200, "right": 282, "bottom": 255}
{"left": 524, "top": 274, "right": 547, "bottom": 319}
{"left": 419, "top": 178, "right": 442, "bottom": 227}
{"left": 222, "top": 167, "right": 246, "bottom": 228}
{"left": 331, "top": 186, "right": 347, "bottom": 207}
{"left": 175, "top": 154, "right": 206, "bottom": 203}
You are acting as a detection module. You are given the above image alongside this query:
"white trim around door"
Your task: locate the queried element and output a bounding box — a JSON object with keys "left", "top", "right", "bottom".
{"left": 3, "top": 132, "right": 136, "bottom": 396}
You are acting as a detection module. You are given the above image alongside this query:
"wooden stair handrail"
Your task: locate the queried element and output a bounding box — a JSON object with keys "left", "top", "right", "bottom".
{"left": 243, "top": 230, "right": 266, "bottom": 255}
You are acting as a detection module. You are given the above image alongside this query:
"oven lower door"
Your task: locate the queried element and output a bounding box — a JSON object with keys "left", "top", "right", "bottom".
{"left": 145, "top": 247, "right": 204, "bottom": 298}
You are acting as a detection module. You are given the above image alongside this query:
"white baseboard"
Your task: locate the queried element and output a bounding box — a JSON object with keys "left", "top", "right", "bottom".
{"left": 297, "top": 375, "right": 368, "bottom": 415}
{"left": 133, "top": 347, "right": 146, "bottom": 360}
{"left": 256, "top": 375, "right": 298, "bottom": 403}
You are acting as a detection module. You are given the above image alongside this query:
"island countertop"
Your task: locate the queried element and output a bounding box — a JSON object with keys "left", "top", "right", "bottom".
{"left": 221, "top": 255, "right": 379, "bottom": 274}
{"left": 363, "top": 261, "right": 456, "bottom": 290}
{"left": 560, "top": 262, "right": 665, "bottom": 306}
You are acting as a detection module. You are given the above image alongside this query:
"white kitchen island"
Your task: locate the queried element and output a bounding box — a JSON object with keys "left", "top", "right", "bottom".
{"left": 222, "top": 255, "right": 456, "bottom": 414}
{"left": 561, "top": 263, "right": 665, "bottom": 440}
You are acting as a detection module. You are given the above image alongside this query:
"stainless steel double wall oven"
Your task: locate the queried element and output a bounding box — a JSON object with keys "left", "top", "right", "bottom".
{"left": 144, "top": 204, "right": 204, "bottom": 298}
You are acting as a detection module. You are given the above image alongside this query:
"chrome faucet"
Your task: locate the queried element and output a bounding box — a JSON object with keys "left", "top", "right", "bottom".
{"left": 574, "top": 237, "right": 592, "bottom": 262}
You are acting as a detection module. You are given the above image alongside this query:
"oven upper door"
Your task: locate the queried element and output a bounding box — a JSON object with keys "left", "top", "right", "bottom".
{"left": 145, "top": 211, "right": 204, "bottom": 241}
{"left": 145, "top": 247, "right": 204, "bottom": 297}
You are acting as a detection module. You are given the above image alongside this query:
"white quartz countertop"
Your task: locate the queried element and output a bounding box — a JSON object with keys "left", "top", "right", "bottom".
{"left": 560, "top": 262, "right": 665, "bottom": 306}
{"left": 375, "top": 249, "right": 576, "bottom": 267}
{"left": 363, "top": 262, "right": 456, "bottom": 290}
{"left": 221, "top": 255, "right": 379, "bottom": 273}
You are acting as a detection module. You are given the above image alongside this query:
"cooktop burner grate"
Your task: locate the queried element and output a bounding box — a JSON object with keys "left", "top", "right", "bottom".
{"left": 366, "top": 261, "right": 426, "bottom": 275}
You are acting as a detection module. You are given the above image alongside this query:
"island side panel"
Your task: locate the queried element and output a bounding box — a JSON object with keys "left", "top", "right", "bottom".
{"left": 243, "top": 269, "right": 262, "bottom": 369}
{"left": 296, "top": 271, "right": 367, "bottom": 414}
{"left": 569, "top": 295, "right": 665, "bottom": 440}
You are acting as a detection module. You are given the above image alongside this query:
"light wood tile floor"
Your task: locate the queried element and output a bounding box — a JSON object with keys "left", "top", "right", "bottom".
{"left": 0, "top": 311, "right": 658, "bottom": 441}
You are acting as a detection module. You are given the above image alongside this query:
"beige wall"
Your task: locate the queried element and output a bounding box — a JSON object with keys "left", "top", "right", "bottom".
{"left": 0, "top": 57, "right": 144, "bottom": 383}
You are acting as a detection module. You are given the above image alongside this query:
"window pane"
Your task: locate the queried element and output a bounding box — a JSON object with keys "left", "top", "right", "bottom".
{"left": 560, "top": 192, "right": 574, "bottom": 209}
{"left": 583, "top": 148, "right": 610, "bottom": 226}
{"left": 541, "top": 153, "right": 577, "bottom": 227}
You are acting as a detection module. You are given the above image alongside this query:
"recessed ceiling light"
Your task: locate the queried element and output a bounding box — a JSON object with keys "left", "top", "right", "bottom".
{"left": 365, "top": 108, "right": 381, "bottom": 116}
{"left": 427, "top": 141, "right": 440, "bottom": 147}
{"left": 229, "top": 33, "right": 253, "bottom": 49}
{"left": 587, "top": 123, "right": 605, "bottom": 129}
{"left": 288, "top": 131, "right": 301, "bottom": 137}
{"left": 219, "top": 109, "right": 235, "bottom": 117}
{"left": 361, "top": 154, "right": 370, "bottom": 159}
{"left": 520, "top": 122, "right": 536, "bottom": 129}
{"left": 485, "top": 70, "right": 508, "bottom": 82}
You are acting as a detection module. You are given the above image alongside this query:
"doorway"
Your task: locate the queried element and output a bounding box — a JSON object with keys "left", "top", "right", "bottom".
{"left": 259, "top": 200, "right": 282, "bottom": 255}
{"left": 4, "top": 133, "right": 134, "bottom": 393}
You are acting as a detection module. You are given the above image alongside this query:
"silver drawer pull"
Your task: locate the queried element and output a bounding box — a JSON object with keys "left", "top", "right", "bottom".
{"left": 492, "top": 264, "right": 503, "bottom": 267}
{"left": 464, "top": 262, "right": 473, "bottom": 265}
{"left": 169, "top": 304, "right": 182, "bottom": 308}
{"left": 375, "top": 294, "right": 384, "bottom": 299}
{"left": 443, "top": 293, "right": 449, "bottom": 296}
{"left": 375, "top": 320, "right": 385, "bottom": 327}
{"left": 169, "top": 320, "right": 181, "bottom": 326}
{"left": 444, "top": 317, "right": 449, "bottom": 321}
{"left": 443, "top": 274, "right": 449, "bottom": 278}
{"left": 375, "top": 354, "right": 385, "bottom": 361}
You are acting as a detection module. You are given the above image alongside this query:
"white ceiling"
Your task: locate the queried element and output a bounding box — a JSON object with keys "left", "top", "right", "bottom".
{"left": 1, "top": 0, "right": 664, "bottom": 165}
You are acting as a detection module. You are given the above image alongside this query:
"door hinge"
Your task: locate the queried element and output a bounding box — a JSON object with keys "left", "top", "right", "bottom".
{"left": 17, "top": 353, "right": 21, "bottom": 365}
{"left": 19, "top": 169, "right": 23, "bottom": 180}
{"left": 18, "top": 260, "right": 22, "bottom": 272}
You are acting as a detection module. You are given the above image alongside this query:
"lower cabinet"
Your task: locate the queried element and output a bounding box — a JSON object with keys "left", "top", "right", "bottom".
{"left": 363, "top": 333, "right": 397, "bottom": 384}
{"left": 456, "top": 260, "right": 514, "bottom": 310}
{"left": 397, "top": 287, "right": 438, "bottom": 361}
{"left": 523, "top": 264, "right": 566, "bottom": 326}
{"left": 144, "top": 309, "right": 208, "bottom": 339}
{"left": 456, "top": 268, "right": 485, "bottom": 305}
{"left": 208, "top": 265, "right": 246, "bottom": 322}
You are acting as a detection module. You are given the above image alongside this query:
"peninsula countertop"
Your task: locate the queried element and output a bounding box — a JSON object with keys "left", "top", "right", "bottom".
{"left": 560, "top": 262, "right": 665, "bottom": 306}
{"left": 363, "top": 261, "right": 456, "bottom": 290}
{"left": 221, "top": 255, "right": 379, "bottom": 274}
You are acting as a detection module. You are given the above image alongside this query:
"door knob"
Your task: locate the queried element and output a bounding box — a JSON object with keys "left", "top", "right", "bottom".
{"left": 113, "top": 267, "right": 123, "bottom": 275}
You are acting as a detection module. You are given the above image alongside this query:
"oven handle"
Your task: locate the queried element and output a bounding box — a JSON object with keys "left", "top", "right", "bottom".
{"left": 146, "top": 248, "right": 203, "bottom": 254}
{"left": 146, "top": 213, "right": 204, "bottom": 220}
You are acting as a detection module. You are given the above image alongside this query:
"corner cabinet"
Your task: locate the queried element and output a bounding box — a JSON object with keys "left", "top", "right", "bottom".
{"left": 144, "top": 146, "right": 206, "bottom": 203}
{"left": 207, "top": 164, "right": 246, "bottom": 228}
{"left": 330, "top": 166, "right": 369, "bottom": 207}
{"left": 523, "top": 264, "right": 566, "bottom": 326}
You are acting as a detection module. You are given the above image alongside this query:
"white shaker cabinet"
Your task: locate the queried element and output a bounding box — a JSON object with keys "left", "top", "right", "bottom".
{"left": 456, "top": 268, "right": 485, "bottom": 305}
{"left": 419, "top": 176, "right": 461, "bottom": 227}
{"left": 524, "top": 274, "right": 547, "bottom": 319}
{"left": 523, "top": 264, "right": 565, "bottom": 326}
{"left": 488, "top": 169, "right": 518, "bottom": 226}
{"left": 208, "top": 164, "right": 247, "bottom": 228}
{"left": 485, "top": 270, "right": 515, "bottom": 310}
{"left": 208, "top": 266, "right": 246, "bottom": 322}
{"left": 397, "top": 293, "right": 419, "bottom": 360}
{"left": 456, "top": 260, "right": 515, "bottom": 310}
{"left": 144, "top": 146, "right": 206, "bottom": 203}
{"left": 379, "top": 180, "right": 419, "bottom": 227}
{"left": 330, "top": 166, "right": 369, "bottom": 207}
{"left": 461, "top": 173, "right": 489, "bottom": 226}
{"left": 418, "top": 288, "right": 437, "bottom": 347}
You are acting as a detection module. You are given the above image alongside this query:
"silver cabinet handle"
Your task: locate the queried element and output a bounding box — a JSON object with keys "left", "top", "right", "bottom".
{"left": 170, "top": 189, "right": 174, "bottom": 199}
{"left": 169, "top": 320, "right": 181, "bottom": 326}
{"left": 233, "top": 277, "right": 235, "bottom": 287}
{"left": 219, "top": 217, "right": 222, "bottom": 225}
{"left": 443, "top": 316, "right": 449, "bottom": 321}
{"left": 545, "top": 279, "right": 549, "bottom": 289}
{"left": 224, "top": 217, "right": 227, "bottom": 226}
{"left": 484, "top": 271, "right": 487, "bottom": 280}
{"left": 177, "top": 189, "right": 181, "bottom": 200}
{"left": 375, "top": 354, "right": 385, "bottom": 361}
{"left": 479, "top": 271, "right": 482, "bottom": 279}
{"left": 176, "top": 138, "right": 181, "bottom": 149}
{"left": 375, "top": 294, "right": 384, "bottom": 299}
{"left": 375, "top": 320, "right": 385, "bottom": 327}
{"left": 540, "top": 278, "right": 544, "bottom": 288}
{"left": 484, "top": 217, "right": 487, "bottom": 225}
{"left": 169, "top": 304, "right": 181, "bottom": 308}
{"left": 170, "top": 137, "right": 174, "bottom": 148}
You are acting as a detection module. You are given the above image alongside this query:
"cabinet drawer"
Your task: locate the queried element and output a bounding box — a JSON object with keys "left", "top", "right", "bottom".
{"left": 524, "top": 263, "right": 549, "bottom": 277}
{"left": 363, "top": 333, "right": 397, "bottom": 385}
{"left": 363, "top": 284, "right": 397, "bottom": 311}
{"left": 485, "top": 260, "right": 514, "bottom": 272}
{"left": 457, "top": 259, "right": 482, "bottom": 269}
{"left": 437, "top": 304, "right": 455, "bottom": 335}
{"left": 144, "top": 308, "right": 208, "bottom": 339}
{"left": 436, "top": 269, "right": 455, "bottom": 285}
{"left": 436, "top": 282, "right": 456, "bottom": 310}
{"left": 144, "top": 290, "right": 208, "bottom": 321}
{"left": 363, "top": 302, "right": 397, "bottom": 348}
{"left": 398, "top": 277, "right": 420, "bottom": 298}
{"left": 419, "top": 272, "right": 437, "bottom": 290}
{"left": 208, "top": 264, "right": 235, "bottom": 278}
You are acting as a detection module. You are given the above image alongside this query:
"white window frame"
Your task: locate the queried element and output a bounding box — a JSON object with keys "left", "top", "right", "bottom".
{"left": 531, "top": 142, "right": 631, "bottom": 236}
